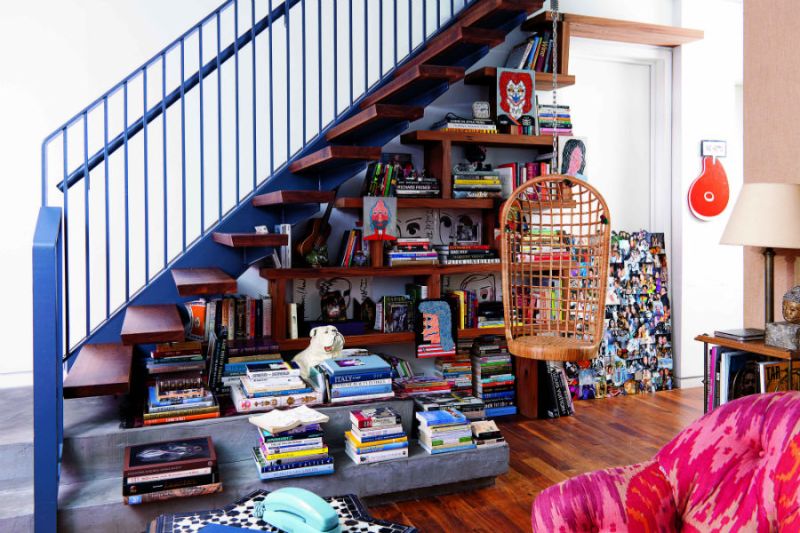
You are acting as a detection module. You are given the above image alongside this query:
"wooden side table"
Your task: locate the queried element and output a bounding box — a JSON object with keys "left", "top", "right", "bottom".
{"left": 695, "top": 334, "right": 799, "bottom": 413}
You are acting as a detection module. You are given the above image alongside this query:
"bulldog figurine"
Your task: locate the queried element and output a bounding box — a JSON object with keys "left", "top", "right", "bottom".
{"left": 292, "top": 325, "right": 345, "bottom": 378}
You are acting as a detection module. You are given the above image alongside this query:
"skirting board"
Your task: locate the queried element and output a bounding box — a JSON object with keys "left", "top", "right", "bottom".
{"left": 676, "top": 376, "right": 703, "bottom": 389}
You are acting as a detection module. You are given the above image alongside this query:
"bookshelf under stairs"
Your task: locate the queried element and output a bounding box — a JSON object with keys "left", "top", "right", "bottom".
{"left": 33, "top": 0, "right": 702, "bottom": 530}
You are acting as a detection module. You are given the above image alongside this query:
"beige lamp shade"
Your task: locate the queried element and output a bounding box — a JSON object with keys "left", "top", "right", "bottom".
{"left": 720, "top": 183, "right": 800, "bottom": 249}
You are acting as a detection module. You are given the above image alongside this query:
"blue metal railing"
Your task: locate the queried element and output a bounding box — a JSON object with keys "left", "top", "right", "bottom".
{"left": 34, "top": 1, "right": 479, "bottom": 529}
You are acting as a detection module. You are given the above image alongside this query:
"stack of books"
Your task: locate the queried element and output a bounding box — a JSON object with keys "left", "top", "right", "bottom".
{"left": 146, "top": 341, "right": 206, "bottom": 375}
{"left": 123, "top": 437, "right": 221, "bottom": 505}
{"left": 374, "top": 296, "right": 412, "bottom": 333}
{"left": 452, "top": 171, "right": 503, "bottom": 199}
{"left": 230, "top": 359, "right": 322, "bottom": 414}
{"left": 413, "top": 391, "right": 486, "bottom": 421}
{"left": 206, "top": 330, "right": 285, "bottom": 394}
{"left": 313, "top": 355, "right": 395, "bottom": 404}
{"left": 434, "top": 356, "right": 474, "bottom": 394}
{"left": 471, "top": 336, "right": 517, "bottom": 418}
{"left": 345, "top": 407, "right": 409, "bottom": 464}
{"left": 393, "top": 376, "right": 451, "bottom": 396}
{"left": 477, "top": 302, "right": 505, "bottom": 329}
{"left": 416, "top": 408, "right": 477, "bottom": 455}
{"left": 249, "top": 406, "right": 334, "bottom": 480}
{"left": 435, "top": 244, "right": 499, "bottom": 265}
{"left": 144, "top": 375, "right": 220, "bottom": 426}
{"left": 432, "top": 116, "right": 497, "bottom": 134}
{"left": 220, "top": 351, "right": 283, "bottom": 389}
{"left": 387, "top": 238, "right": 438, "bottom": 266}
{"left": 537, "top": 104, "right": 572, "bottom": 135}
{"left": 395, "top": 174, "right": 440, "bottom": 198}
{"left": 471, "top": 420, "right": 506, "bottom": 448}
{"left": 517, "top": 229, "right": 571, "bottom": 263}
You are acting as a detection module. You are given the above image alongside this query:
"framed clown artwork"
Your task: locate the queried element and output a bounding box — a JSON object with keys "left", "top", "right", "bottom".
{"left": 496, "top": 67, "right": 536, "bottom": 127}
{"left": 414, "top": 299, "right": 458, "bottom": 358}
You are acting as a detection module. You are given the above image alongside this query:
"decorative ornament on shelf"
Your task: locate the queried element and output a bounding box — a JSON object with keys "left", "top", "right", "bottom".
{"left": 472, "top": 100, "right": 491, "bottom": 120}
{"left": 292, "top": 325, "right": 345, "bottom": 379}
{"left": 784, "top": 287, "right": 800, "bottom": 324}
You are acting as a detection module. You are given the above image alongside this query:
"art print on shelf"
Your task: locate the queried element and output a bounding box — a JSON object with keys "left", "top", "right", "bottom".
{"left": 566, "top": 230, "right": 672, "bottom": 400}
{"left": 396, "top": 208, "right": 483, "bottom": 245}
{"left": 363, "top": 196, "right": 398, "bottom": 242}
{"left": 557, "top": 136, "right": 588, "bottom": 181}
{"left": 415, "top": 299, "right": 458, "bottom": 358}
{"left": 496, "top": 68, "right": 535, "bottom": 126}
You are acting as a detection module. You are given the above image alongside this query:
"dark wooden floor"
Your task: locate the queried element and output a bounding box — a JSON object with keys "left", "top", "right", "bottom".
{"left": 371, "top": 387, "right": 704, "bottom": 532}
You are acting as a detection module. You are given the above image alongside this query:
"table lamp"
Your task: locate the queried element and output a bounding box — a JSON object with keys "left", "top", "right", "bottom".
{"left": 720, "top": 182, "right": 800, "bottom": 325}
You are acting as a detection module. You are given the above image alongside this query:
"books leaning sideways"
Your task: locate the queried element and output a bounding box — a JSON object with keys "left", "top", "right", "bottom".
{"left": 313, "top": 354, "right": 395, "bottom": 404}
{"left": 452, "top": 170, "right": 504, "bottom": 199}
{"left": 346, "top": 407, "right": 409, "bottom": 464}
{"left": 145, "top": 374, "right": 220, "bottom": 426}
{"left": 471, "top": 420, "right": 506, "bottom": 449}
{"left": 472, "top": 335, "right": 517, "bottom": 418}
{"left": 432, "top": 116, "right": 497, "bottom": 134}
{"left": 123, "top": 436, "right": 221, "bottom": 505}
{"left": 230, "top": 359, "right": 322, "bottom": 414}
{"left": 249, "top": 405, "right": 334, "bottom": 481}
{"left": 416, "top": 408, "right": 476, "bottom": 455}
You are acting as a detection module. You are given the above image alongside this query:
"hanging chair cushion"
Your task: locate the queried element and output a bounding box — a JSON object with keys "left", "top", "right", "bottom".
{"left": 507, "top": 335, "right": 599, "bottom": 362}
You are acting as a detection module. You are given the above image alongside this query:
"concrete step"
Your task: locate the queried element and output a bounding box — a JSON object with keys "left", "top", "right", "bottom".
{"left": 0, "top": 386, "right": 34, "bottom": 530}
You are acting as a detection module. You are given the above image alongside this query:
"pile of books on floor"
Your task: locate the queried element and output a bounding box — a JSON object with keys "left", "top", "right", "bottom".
{"left": 396, "top": 173, "right": 440, "bottom": 198}
{"left": 123, "top": 436, "right": 221, "bottom": 505}
{"left": 432, "top": 115, "right": 497, "bottom": 134}
{"left": 311, "top": 354, "right": 395, "bottom": 404}
{"left": 249, "top": 405, "right": 334, "bottom": 480}
{"left": 477, "top": 302, "right": 505, "bottom": 329}
{"left": 184, "top": 296, "right": 273, "bottom": 343}
{"left": 393, "top": 376, "right": 451, "bottom": 397}
{"left": 230, "top": 358, "right": 322, "bottom": 414}
{"left": 471, "top": 420, "right": 506, "bottom": 448}
{"left": 345, "top": 407, "right": 409, "bottom": 464}
{"left": 472, "top": 335, "right": 517, "bottom": 418}
{"left": 413, "top": 391, "right": 486, "bottom": 421}
{"left": 144, "top": 374, "right": 220, "bottom": 426}
{"left": 417, "top": 408, "right": 477, "bottom": 455}
{"left": 505, "top": 32, "right": 555, "bottom": 72}
{"left": 434, "top": 356, "right": 473, "bottom": 394}
{"left": 539, "top": 361, "right": 575, "bottom": 419}
{"left": 387, "top": 238, "right": 438, "bottom": 266}
{"left": 435, "top": 244, "right": 499, "bottom": 265}
{"left": 146, "top": 341, "right": 206, "bottom": 375}
{"left": 452, "top": 170, "right": 503, "bottom": 199}
{"left": 537, "top": 104, "right": 572, "bottom": 135}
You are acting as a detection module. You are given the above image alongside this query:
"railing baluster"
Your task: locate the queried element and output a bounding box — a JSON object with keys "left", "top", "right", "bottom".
{"left": 161, "top": 54, "right": 168, "bottom": 268}
{"left": 408, "top": 0, "right": 412, "bottom": 54}
{"left": 379, "top": 0, "right": 383, "bottom": 77}
{"left": 123, "top": 82, "right": 130, "bottom": 299}
{"left": 199, "top": 26, "right": 206, "bottom": 233}
{"left": 217, "top": 12, "right": 223, "bottom": 219}
{"left": 250, "top": 0, "right": 257, "bottom": 189}
{"left": 364, "top": 0, "right": 368, "bottom": 93}
{"left": 234, "top": 0, "right": 241, "bottom": 201}
{"left": 393, "top": 0, "right": 398, "bottom": 68}
{"left": 286, "top": 0, "right": 291, "bottom": 160}
{"left": 423, "top": 0, "right": 427, "bottom": 43}
{"left": 301, "top": 0, "right": 306, "bottom": 143}
{"left": 103, "top": 98, "right": 110, "bottom": 319}
{"left": 82, "top": 113, "right": 90, "bottom": 337}
{"left": 62, "top": 130, "right": 70, "bottom": 348}
{"left": 269, "top": 0, "right": 274, "bottom": 173}
{"left": 437, "top": 0, "right": 440, "bottom": 30}
{"left": 348, "top": 0, "right": 353, "bottom": 105}
{"left": 180, "top": 40, "right": 187, "bottom": 250}
{"left": 333, "top": 0, "right": 338, "bottom": 116}
{"left": 317, "top": 0, "right": 322, "bottom": 134}
{"left": 143, "top": 68, "right": 150, "bottom": 280}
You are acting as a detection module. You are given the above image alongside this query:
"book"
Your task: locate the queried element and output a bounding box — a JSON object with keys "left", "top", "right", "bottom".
{"left": 350, "top": 406, "right": 402, "bottom": 428}
{"left": 344, "top": 431, "right": 408, "bottom": 448}
{"left": 124, "top": 470, "right": 219, "bottom": 496}
{"left": 229, "top": 383, "right": 322, "bottom": 413}
{"left": 288, "top": 303, "right": 299, "bottom": 339}
{"left": 125, "top": 482, "right": 223, "bottom": 505}
{"left": 123, "top": 437, "right": 217, "bottom": 478}
{"left": 714, "top": 328, "right": 765, "bottom": 341}
{"left": 415, "top": 408, "right": 468, "bottom": 428}
{"left": 245, "top": 361, "right": 301, "bottom": 380}
{"left": 418, "top": 442, "right": 476, "bottom": 455}
{"left": 247, "top": 405, "right": 330, "bottom": 434}
{"left": 320, "top": 355, "right": 392, "bottom": 377}
{"left": 345, "top": 445, "right": 409, "bottom": 464}
{"left": 125, "top": 466, "right": 214, "bottom": 485}
{"left": 143, "top": 411, "right": 221, "bottom": 426}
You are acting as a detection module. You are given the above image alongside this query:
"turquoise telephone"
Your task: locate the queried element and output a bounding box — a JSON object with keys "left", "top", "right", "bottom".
{"left": 254, "top": 487, "right": 342, "bottom": 533}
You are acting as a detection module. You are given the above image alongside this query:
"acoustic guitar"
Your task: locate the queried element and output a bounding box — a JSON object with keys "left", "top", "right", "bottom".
{"left": 296, "top": 191, "right": 336, "bottom": 265}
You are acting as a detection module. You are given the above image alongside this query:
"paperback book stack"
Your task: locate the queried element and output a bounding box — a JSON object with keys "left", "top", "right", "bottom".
{"left": 220, "top": 351, "right": 283, "bottom": 390}
{"left": 434, "top": 356, "right": 474, "bottom": 394}
{"left": 123, "top": 436, "right": 221, "bottom": 505}
{"left": 435, "top": 244, "right": 499, "bottom": 266}
{"left": 313, "top": 355, "right": 395, "bottom": 404}
{"left": 375, "top": 296, "right": 412, "bottom": 333}
{"left": 477, "top": 302, "right": 505, "bottom": 329}
{"left": 345, "top": 407, "right": 409, "bottom": 464}
{"left": 147, "top": 341, "right": 206, "bottom": 375}
{"left": 517, "top": 228, "right": 571, "bottom": 263}
{"left": 416, "top": 408, "right": 477, "bottom": 455}
{"left": 452, "top": 170, "right": 503, "bottom": 199}
{"left": 471, "top": 420, "right": 506, "bottom": 448}
{"left": 249, "top": 406, "right": 334, "bottom": 480}
{"left": 432, "top": 116, "right": 497, "bottom": 134}
{"left": 393, "top": 376, "right": 451, "bottom": 397}
{"left": 206, "top": 328, "right": 285, "bottom": 395}
{"left": 230, "top": 360, "right": 322, "bottom": 414}
{"left": 387, "top": 238, "right": 438, "bottom": 266}
{"left": 413, "top": 391, "right": 485, "bottom": 421}
{"left": 395, "top": 174, "right": 440, "bottom": 198}
{"left": 144, "top": 374, "right": 220, "bottom": 426}
{"left": 471, "top": 336, "right": 517, "bottom": 418}
{"left": 537, "top": 104, "right": 572, "bottom": 135}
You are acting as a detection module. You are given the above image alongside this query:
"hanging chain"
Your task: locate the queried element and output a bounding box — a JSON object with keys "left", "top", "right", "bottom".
{"left": 550, "top": 0, "right": 559, "bottom": 174}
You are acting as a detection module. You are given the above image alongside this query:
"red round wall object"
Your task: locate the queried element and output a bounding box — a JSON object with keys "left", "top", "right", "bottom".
{"left": 688, "top": 156, "right": 729, "bottom": 220}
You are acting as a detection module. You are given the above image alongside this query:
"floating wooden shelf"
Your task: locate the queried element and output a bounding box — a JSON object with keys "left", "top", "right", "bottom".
{"left": 171, "top": 267, "right": 237, "bottom": 297}
{"left": 325, "top": 104, "right": 424, "bottom": 143}
{"left": 278, "top": 326, "right": 506, "bottom": 351}
{"left": 64, "top": 343, "right": 133, "bottom": 398}
{"left": 521, "top": 12, "right": 703, "bottom": 47}
{"left": 252, "top": 190, "right": 334, "bottom": 207}
{"left": 261, "top": 262, "right": 575, "bottom": 280}
{"left": 359, "top": 65, "right": 465, "bottom": 109}
{"left": 121, "top": 304, "right": 184, "bottom": 345}
{"left": 289, "top": 146, "right": 382, "bottom": 174}
{"left": 212, "top": 232, "right": 289, "bottom": 248}
{"left": 464, "top": 66, "right": 576, "bottom": 88}
{"left": 335, "top": 197, "right": 495, "bottom": 210}
{"left": 401, "top": 129, "right": 553, "bottom": 148}
{"left": 394, "top": 26, "right": 506, "bottom": 76}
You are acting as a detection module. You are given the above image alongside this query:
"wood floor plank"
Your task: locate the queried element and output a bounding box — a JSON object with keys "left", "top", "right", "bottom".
{"left": 370, "top": 388, "right": 704, "bottom": 531}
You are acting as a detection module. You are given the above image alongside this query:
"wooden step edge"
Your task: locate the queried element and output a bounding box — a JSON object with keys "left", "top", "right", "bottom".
{"left": 212, "top": 232, "right": 289, "bottom": 248}
{"left": 120, "top": 304, "right": 185, "bottom": 345}
{"left": 288, "top": 146, "right": 382, "bottom": 174}
{"left": 458, "top": 0, "right": 543, "bottom": 28}
{"left": 394, "top": 26, "right": 506, "bottom": 77}
{"left": 359, "top": 65, "right": 465, "bottom": 109}
{"left": 325, "top": 105, "right": 425, "bottom": 142}
{"left": 252, "top": 190, "right": 335, "bottom": 207}
{"left": 171, "top": 267, "right": 238, "bottom": 297}
{"left": 63, "top": 343, "right": 133, "bottom": 399}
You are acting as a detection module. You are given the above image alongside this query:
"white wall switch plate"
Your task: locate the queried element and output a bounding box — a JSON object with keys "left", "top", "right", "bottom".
{"left": 701, "top": 140, "right": 727, "bottom": 158}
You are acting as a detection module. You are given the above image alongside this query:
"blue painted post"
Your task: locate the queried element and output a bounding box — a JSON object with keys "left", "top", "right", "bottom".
{"left": 33, "top": 206, "right": 64, "bottom": 533}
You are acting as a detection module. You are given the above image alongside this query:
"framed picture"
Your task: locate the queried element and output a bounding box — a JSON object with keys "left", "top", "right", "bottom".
{"left": 557, "top": 136, "right": 588, "bottom": 180}
{"left": 363, "top": 196, "right": 398, "bottom": 241}
{"left": 414, "top": 299, "right": 458, "bottom": 358}
{"left": 496, "top": 67, "right": 536, "bottom": 126}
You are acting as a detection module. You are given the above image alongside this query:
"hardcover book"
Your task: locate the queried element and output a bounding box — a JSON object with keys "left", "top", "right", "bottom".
{"left": 124, "top": 437, "right": 217, "bottom": 478}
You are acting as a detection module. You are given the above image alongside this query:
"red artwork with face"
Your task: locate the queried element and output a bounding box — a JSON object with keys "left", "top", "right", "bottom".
{"left": 498, "top": 70, "right": 534, "bottom": 120}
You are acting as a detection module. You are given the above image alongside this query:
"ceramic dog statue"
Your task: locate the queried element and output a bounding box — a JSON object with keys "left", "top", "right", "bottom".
{"left": 292, "top": 325, "right": 345, "bottom": 378}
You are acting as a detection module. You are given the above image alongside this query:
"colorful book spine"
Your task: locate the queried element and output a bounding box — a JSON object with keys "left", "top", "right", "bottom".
{"left": 330, "top": 384, "right": 394, "bottom": 398}
{"left": 124, "top": 482, "right": 223, "bottom": 505}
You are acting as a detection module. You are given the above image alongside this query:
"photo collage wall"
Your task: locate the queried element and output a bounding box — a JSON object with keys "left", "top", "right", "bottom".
{"left": 565, "top": 230, "right": 673, "bottom": 400}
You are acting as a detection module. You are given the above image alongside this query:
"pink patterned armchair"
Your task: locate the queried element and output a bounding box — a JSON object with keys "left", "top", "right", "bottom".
{"left": 531, "top": 391, "right": 800, "bottom": 532}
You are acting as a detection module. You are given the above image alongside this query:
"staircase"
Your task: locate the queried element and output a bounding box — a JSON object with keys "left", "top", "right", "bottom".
{"left": 31, "top": 1, "right": 543, "bottom": 531}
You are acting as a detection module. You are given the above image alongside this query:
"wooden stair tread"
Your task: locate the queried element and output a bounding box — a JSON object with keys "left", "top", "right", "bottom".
{"left": 325, "top": 105, "right": 424, "bottom": 142}
{"left": 121, "top": 304, "right": 184, "bottom": 345}
{"left": 288, "top": 146, "right": 382, "bottom": 174}
{"left": 252, "top": 190, "right": 335, "bottom": 207}
{"left": 212, "top": 232, "right": 289, "bottom": 248}
{"left": 64, "top": 343, "right": 134, "bottom": 399}
{"left": 171, "top": 267, "right": 237, "bottom": 296}
{"left": 359, "top": 65, "right": 465, "bottom": 109}
{"left": 458, "top": 0, "right": 543, "bottom": 29}
{"left": 394, "top": 26, "right": 506, "bottom": 76}
{"left": 465, "top": 66, "right": 576, "bottom": 89}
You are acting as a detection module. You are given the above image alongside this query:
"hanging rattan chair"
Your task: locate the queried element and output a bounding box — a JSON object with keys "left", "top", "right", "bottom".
{"left": 500, "top": 175, "right": 611, "bottom": 362}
